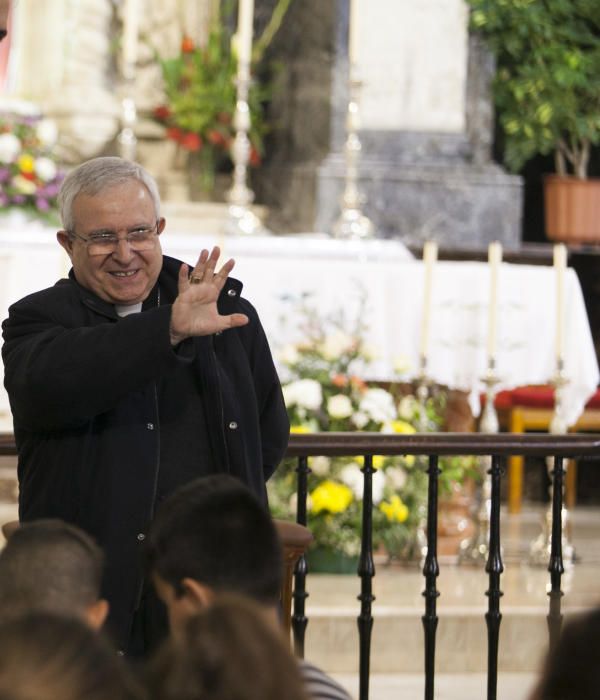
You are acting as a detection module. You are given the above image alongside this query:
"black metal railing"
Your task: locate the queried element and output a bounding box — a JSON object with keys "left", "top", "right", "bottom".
{"left": 286, "top": 432, "right": 600, "bottom": 700}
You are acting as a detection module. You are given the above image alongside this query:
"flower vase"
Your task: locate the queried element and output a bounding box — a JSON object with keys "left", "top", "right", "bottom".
{"left": 437, "top": 480, "right": 475, "bottom": 557}
{"left": 187, "top": 149, "right": 231, "bottom": 203}
{"left": 306, "top": 546, "right": 359, "bottom": 575}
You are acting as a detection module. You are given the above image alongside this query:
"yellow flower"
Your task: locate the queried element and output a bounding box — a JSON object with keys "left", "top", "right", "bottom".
{"left": 290, "top": 425, "right": 310, "bottom": 434}
{"left": 310, "top": 480, "right": 353, "bottom": 514}
{"left": 391, "top": 419, "right": 416, "bottom": 434}
{"left": 17, "top": 154, "right": 35, "bottom": 173}
{"left": 379, "top": 495, "right": 409, "bottom": 523}
{"left": 372, "top": 455, "right": 385, "bottom": 469}
{"left": 403, "top": 455, "right": 415, "bottom": 468}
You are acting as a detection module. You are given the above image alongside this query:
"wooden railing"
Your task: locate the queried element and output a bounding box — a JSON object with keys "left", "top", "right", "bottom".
{"left": 286, "top": 432, "right": 600, "bottom": 700}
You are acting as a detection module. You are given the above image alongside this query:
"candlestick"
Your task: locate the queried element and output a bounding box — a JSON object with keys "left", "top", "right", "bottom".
{"left": 237, "top": 0, "right": 254, "bottom": 65}
{"left": 122, "top": 0, "right": 139, "bottom": 70}
{"left": 349, "top": 0, "right": 359, "bottom": 65}
{"left": 419, "top": 240, "right": 438, "bottom": 360}
{"left": 554, "top": 243, "right": 567, "bottom": 363}
{"left": 487, "top": 241, "right": 502, "bottom": 360}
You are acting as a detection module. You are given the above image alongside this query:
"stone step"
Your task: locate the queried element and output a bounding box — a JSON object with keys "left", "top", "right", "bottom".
{"left": 304, "top": 605, "right": 561, "bottom": 673}
{"left": 331, "top": 672, "right": 537, "bottom": 700}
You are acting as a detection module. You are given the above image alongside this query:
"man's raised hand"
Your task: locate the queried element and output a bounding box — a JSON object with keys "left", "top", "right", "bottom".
{"left": 169, "top": 246, "right": 249, "bottom": 346}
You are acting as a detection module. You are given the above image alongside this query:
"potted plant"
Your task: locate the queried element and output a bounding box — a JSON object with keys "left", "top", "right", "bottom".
{"left": 151, "top": 0, "right": 291, "bottom": 198}
{"left": 267, "top": 295, "right": 478, "bottom": 571}
{"left": 467, "top": 0, "right": 600, "bottom": 242}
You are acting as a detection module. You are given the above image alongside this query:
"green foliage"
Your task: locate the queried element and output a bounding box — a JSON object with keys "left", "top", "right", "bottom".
{"left": 467, "top": 0, "right": 600, "bottom": 177}
{"left": 152, "top": 0, "right": 291, "bottom": 191}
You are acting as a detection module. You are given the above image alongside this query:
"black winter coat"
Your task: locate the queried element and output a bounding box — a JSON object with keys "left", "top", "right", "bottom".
{"left": 1, "top": 255, "right": 289, "bottom": 647}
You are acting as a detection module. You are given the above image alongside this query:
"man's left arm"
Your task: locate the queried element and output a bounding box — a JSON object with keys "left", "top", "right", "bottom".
{"left": 239, "top": 300, "right": 289, "bottom": 481}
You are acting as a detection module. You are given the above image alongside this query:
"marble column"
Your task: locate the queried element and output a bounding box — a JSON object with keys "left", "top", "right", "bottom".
{"left": 254, "top": 0, "right": 522, "bottom": 246}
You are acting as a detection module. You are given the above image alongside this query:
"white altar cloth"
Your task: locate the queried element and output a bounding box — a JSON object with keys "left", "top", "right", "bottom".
{"left": 0, "top": 224, "right": 597, "bottom": 430}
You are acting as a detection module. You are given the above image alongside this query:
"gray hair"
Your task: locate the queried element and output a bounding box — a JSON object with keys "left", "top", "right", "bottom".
{"left": 58, "top": 156, "right": 161, "bottom": 231}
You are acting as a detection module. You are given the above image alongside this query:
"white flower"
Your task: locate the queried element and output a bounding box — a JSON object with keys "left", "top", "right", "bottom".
{"left": 393, "top": 355, "right": 412, "bottom": 375}
{"left": 386, "top": 466, "right": 407, "bottom": 490}
{"left": 359, "top": 388, "right": 397, "bottom": 424}
{"left": 34, "top": 156, "right": 57, "bottom": 182}
{"left": 340, "top": 462, "right": 385, "bottom": 504}
{"left": 351, "top": 411, "right": 369, "bottom": 429}
{"left": 362, "top": 343, "right": 378, "bottom": 362}
{"left": 35, "top": 118, "right": 58, "bottom": 147}
{"left": 398, "top": 395, "right": 418, "bottom": 421}
{"left": 0, "top": 133, "right": 21, "bottom": 163}
{"left": 278, "top": 344, "right": 299, "bottom": 366}
{"left": 319, "top": 331, "right": 355, "bottom": 360}
{"left": 309, "top": 456, "right": 331, "bottom": 476}
{"left": 327, "top": 394, "right": 353, "bottom": 419}
{"left": 12, "top": 175, "right": 36, "bottom": 195}
{"left": 282, "top": 379, "right": 322, "bottom": 411}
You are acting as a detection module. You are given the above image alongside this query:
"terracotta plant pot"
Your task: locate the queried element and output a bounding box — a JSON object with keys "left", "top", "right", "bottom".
{"left": 544, "top": 175, "right": 600, "bottom": 243}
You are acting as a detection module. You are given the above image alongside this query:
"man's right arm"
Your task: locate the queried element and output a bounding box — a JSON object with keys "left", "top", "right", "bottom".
{"left": 2, "top": 297, "right": 181, "bottom": 431}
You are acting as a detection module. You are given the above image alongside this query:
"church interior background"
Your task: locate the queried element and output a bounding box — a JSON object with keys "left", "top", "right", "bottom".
{"left": 1, "top": 1, "right": 600, "bottom": 699}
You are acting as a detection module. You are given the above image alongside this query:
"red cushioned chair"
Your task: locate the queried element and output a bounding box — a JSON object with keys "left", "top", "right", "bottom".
{"left": 494, "top": 386, "right": 600, "bottom": 513}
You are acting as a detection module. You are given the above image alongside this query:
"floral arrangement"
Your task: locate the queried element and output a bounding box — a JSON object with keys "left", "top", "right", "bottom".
{"left": 151, "top": 0, "right": 291, "bottom": 193}
{"left": 0, "top": 108, "right": 64, "bottom": 221}
{"left": 268, "top": 296, "right": 477, "bottom": 565}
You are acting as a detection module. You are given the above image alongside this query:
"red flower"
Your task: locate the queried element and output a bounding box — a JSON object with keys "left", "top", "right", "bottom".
{"left": 249, "top": 147, "right": 261, "bottom": 167}
{"left": 180, "top": 131, "right": 203, "bottom": 152}
{"left": 153, "top": 105, "right": 171, "bottom": 121}
{"left": 207, "top": 129, "right": 227, "bottom": 147}
{"left": 166, "top": 127, "right": 184, "bottom": 143}
{"left": 181, "top": 35, "right": 195, "bottom": 53}
{"left": 331, "top": 374, "right": 349, "bottom": 388}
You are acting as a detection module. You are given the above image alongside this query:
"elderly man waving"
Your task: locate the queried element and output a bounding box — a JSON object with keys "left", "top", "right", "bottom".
{"left": 2, "top": 157, "right": 289, "bottom": 655}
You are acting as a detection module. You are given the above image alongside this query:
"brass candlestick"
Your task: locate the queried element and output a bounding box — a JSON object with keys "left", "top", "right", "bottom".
{"left": 459, "top": 358, "right": 500, "bottom": 564}
{"left": 225, "top": 58, "right": 265, "bottom": 236}
{"left": 331, "top": 70, "right": 374, "bottom": 240}
{"left": 118, "top": 66, "right": 137, "bottom": 162}
{"left": 529, "top": 361, "right": 575, "bottom": 567}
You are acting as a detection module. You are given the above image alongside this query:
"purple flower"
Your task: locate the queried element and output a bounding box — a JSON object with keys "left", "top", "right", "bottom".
{"left": 0, "top": 168, "right": 10, "bottom": 182}
{"left": 0, "top": 192, "right": 8, "bottom": 206}
{"left": 12, "top": 194, "right": 26, "bottom": 204}
{"left": 44, "top": 182, "right": 60, "bottom": 197}
{"left": 35, "top": 197, "right": 50, "bottom": 211}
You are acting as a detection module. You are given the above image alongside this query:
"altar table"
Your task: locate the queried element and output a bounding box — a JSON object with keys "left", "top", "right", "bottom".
{"left": 0, "top": 222, "right": 597, "bottom": 432}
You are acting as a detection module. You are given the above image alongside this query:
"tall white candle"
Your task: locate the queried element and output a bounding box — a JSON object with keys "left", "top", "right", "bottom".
{"left": 554, "top": 243, "right": 567, "bottom": 362}
{"left": 237, "top": 0, "right": 255, "bottom": 65}
{"left": 487, "top": 241, "right": 502, "bottom": 360}
{"left": 349, "top": 0, "right": 359, "bottom": 65}
{"left": 122, "top": 0, "right": 139, "bottom": 68}
{"left": 419, "top": 240, "right": 438, "bottom": 360}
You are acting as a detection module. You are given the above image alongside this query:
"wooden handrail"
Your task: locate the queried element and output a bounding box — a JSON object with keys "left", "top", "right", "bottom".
{"left": 286, "top": 431, "right": 600, "bottom": 457}
{"left": 3, "top": 431, "right": 600, "bottom": 458}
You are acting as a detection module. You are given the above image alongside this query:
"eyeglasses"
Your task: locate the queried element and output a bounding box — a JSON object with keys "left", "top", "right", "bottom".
{"left": 69, "top": 222, "right": 160, "bottom": 256}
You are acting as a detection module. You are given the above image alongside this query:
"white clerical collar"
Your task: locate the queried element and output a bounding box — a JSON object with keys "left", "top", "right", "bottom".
{"left": 115, "top": 302, "right": 143, "bottom": 317}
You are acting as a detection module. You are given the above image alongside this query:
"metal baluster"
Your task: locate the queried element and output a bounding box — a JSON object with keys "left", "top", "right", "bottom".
{"left": 293, "top": 456, "right": 311, "bottom": 657}
{"left": 422, "top": 454, "right": 440, "bottom": 700}
{"left": 485, "top": 455, "right": 504, "bottom": 700}
{"left": 358, "top": 455, "right": 375, "bottom": 700}
{"left": 547, "top": 455, "right": 565, "bottom": 650}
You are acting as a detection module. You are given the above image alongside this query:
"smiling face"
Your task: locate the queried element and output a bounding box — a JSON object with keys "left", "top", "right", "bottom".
{"left": 57, "top": 180, "right": 165, "bottom": 305}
